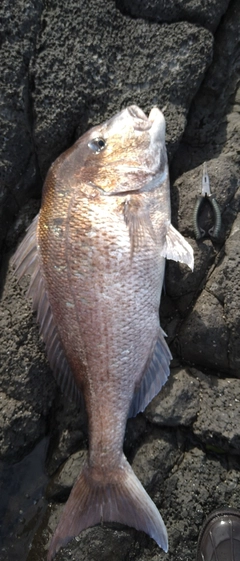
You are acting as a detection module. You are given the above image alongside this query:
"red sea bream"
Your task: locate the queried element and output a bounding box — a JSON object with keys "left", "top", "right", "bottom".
{"left": 12, "top": 105, "right": 194, "bottom": 560}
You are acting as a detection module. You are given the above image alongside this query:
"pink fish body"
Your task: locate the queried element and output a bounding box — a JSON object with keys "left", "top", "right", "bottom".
{"left": 12, "top": 105, "right": 193, "bottom": 559}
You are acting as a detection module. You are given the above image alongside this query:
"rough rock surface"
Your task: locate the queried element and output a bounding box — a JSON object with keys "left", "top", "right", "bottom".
{"left": 0, "top": 0, "right": 213, "bottom": 255}
{"left": 0, "top": 0, "right": 240, "bottom": 560}
{"left": 118, "top": 0, "right": 231, "bottom": 32}
{"left": 32, "top": 2, "right": 213, "bottom": 176}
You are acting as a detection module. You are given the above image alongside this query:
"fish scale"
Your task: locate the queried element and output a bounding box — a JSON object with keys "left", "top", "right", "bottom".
{"left": 12, "top": 105, "right": 194, "bottom": 560}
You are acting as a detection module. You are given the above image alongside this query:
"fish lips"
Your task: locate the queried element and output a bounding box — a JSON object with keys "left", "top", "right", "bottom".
{"left": 148, "top": 107, "right": 166, "bottom": 143}
{"left": 127, "top": 105, "right": 166, "bottom": 143}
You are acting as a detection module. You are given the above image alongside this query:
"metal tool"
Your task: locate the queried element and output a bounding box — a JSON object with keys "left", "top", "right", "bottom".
{"left": 193, "top": 162, "right": 221, "bottom": 240}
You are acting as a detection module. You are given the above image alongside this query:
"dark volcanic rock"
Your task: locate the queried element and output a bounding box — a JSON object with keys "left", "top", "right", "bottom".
{"left": 145, "top": 368, "right": 200, "bottom": 426}
{"left": 46, "top": 449, "right": 87, "bottom": 502}
{"left": 207, "top": 211, "right": 240, "bottom": 376}
{"left": 176, "top": 190, "right": 240, "bottom": 375}
{"left": 193, "top": 370, "right": 240, "bottom": 454}
{"left": 146, "top": 367, "right": 240, "bottom": 455}
{"left": 0, "top": 0, "right": 43, "bottom": 257}
{"left": 0, "top": 267, "right": 55, "bottom": 462}
{"left": 32, "top": 0, "right": 213, "bottom": 176}
{"left": 178, "top": 289, "right": 229, "bottom": 373}
{"left": 118, "top": 0, "right": 230, "bottom": 32}
{"left": 0, "top": 0, "right": 213, "bottom": 255}
{"left": 132, "top": 428, "right": 182, "bottom": 490}
{"left": 162, "top": 447, "right": 240, "bottom": 560}
{"left": 172, "top": 0, "right": 240, "bottom": 177}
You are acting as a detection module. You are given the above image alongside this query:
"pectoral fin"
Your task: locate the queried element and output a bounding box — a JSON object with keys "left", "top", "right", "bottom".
{"left": 161, "top": 222, "right": 194, "bottom": 270}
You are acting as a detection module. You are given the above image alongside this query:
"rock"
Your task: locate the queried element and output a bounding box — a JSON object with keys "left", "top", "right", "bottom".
{"left": 172, "top": 0, "right": 240, "bottom": 177}
{"left": 0, "top": 0, "right": 43, "bottom": 256}
{"left": 38, "top": 522, "right": 136, "bottom": 561}
{"left": 162, "top": 447, "right": 240, "bottom": 560}
{"left": 144, "top": 367, "right": 240, "bottom": 455}
{"left": 46, "top": 449, "right": 87, "bottom": 502}
{"left": 193, "top": 370, "right": 240, "bottom": 453}
{"left": 131, "top": 427, "right": 182, "bottom": 491}
{"left": 117, "top": 0, "right": 230, "bottom": 32}
{"left": 0, "top": 266, "right": 56, "bottom": 462}
{"left": 52, "top": 526, "right": 136, "bottom": 561}
{"left": 124, "top": 414, "right": 147, "bottom": 458}
{"left": 176, "top": 195, "right": 240, "bottom": 375}
{"left": 177, "top": 289, "right": 229, "bottom": 373}
{"left": 46, "top": 396, "right": 87, "bottom": 477}
{"left": 207, "top": 211, "right": 240, "bottom": 375}
{"left": 165, "top": 156, "right": 239, "bottom": 317}
{"left": 145, "top": 368, "right": 200, "bottom": 427}
{"left": 165, "top": 238, "right": 215, "bottom": 317}
{"left": 0, "top": 437, "right": 48, "bottom": 561}
{"left": 32, "top": 0, "right": 213, "bottom": 177}
{"left": 0, "top": 391, "right": 45, "bottom": 460}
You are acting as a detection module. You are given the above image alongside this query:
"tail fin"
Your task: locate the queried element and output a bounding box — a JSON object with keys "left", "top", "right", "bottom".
{"left": 47, "top": 458, "right": 168, "bottom": 560}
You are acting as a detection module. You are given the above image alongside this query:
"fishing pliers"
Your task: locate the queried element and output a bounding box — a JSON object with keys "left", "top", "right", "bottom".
{"left": 193, "top": 162, "right": 221, "bottom": 240}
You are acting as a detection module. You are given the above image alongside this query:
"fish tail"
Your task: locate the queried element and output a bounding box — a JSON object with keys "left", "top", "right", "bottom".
{"left": 47, "top": 457, "right": 168, "bottom": 560}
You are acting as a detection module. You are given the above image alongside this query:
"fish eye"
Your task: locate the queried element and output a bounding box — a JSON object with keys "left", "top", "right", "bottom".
{"left": 88, "top": 137, "right": 106, "bottom": 153}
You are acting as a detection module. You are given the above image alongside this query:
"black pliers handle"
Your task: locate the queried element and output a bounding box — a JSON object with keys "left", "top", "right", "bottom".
{"left": 193, "top": 162, "right": 221, "bottom": 240}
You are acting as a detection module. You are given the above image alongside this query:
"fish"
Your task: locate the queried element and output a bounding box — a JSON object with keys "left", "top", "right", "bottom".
{"left": 12, "top": 105, "right": 194, "bottom": 560}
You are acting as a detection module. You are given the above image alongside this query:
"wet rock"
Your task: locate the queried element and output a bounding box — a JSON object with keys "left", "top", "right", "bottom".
{"left": 145, "top": 368, "right": 200, "bottom": 427}
{"left": 46, "top": 449, "right": 87, "bottom": 502}
{"left": 46, "top": 396, "right": 87, "bottom": 477}
{"left": 0, "top": 438, "right": 48, "bottom": 561}
{"left": 117, "top": 0, "right": 230, "bottom": 32}
{"left": 27, "top": 501, "right": 138, "bottom": 561}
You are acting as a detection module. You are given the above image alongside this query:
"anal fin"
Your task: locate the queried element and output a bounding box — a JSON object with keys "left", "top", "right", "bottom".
{"left": 128, "top": 331, "right": 172, "bottom": 419}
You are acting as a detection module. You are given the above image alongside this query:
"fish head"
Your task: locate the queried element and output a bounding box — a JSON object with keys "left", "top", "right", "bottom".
{"left": 63, "top": 105, "right": 168, "bottom": 196}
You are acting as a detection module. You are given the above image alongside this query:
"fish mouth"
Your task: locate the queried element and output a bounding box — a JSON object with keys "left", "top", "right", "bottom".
{"left": 127, "top": 106, "right": 152, "bottom": 131}
{"left": 128, "top": 105, "right": 165, "bottom": 140}
{"left": 148, "top": 107, "right": 166, "bottom": 142}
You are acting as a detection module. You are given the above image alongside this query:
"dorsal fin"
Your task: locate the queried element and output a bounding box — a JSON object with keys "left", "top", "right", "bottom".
{"left": 128, "top": 330, "right": 172, "bottom": 418}
{"left": 11, "top": 215, "right": 83, "bottom": 406}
